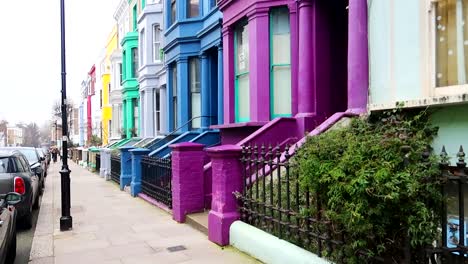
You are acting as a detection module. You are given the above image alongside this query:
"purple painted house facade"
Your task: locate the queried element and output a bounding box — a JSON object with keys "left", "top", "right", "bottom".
{"left": 211, "top": 0, "right": 369, "bottom": 148}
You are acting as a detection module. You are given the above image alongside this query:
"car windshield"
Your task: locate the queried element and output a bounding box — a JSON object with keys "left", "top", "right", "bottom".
{"left": 0, "top": 158, "right": 9, "bottom": 173}
{"left": 17, "top": 149, "right": 39, "bottom": 165}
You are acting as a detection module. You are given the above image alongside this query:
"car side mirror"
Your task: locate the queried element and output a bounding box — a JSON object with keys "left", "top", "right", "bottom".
{"left": 40, "top": 157, "right": 45, "bottom": 161}
{"left": 4, "top": 192, "right": 22, "bottom": 206}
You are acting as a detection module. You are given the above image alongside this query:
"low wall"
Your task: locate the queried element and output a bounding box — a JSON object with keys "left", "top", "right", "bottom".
{"left": 230, "top": 221, "right": 332, "bottom": 264}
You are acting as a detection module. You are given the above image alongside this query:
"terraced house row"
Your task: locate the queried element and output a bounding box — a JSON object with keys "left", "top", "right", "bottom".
{"left": 72, "top": 0, "right": 468, "bottom": 262}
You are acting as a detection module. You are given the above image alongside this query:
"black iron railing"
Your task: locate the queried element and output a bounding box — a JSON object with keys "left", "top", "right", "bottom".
{"left": 141, "top": 155, "right": 172, "bottom": 208}
{"left": 236, "top": 144, "right": 468, "bottom": 263}
{"left": 427, "top": 146, "right": 468, "bottom": 263}
{"left": 110, "top": 155, "right": 121, "bottom": 184}
{"left": 237, "top": 144, "right": 345, "bottom": 258}
{"left": 96, "top": 153, "right": 101, "bottom": 174}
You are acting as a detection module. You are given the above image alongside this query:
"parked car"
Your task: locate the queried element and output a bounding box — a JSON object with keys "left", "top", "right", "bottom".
{"left": 41, "top": 147, "right": 51, "bottom": 166}
{"left": 36, "top": 148, "right": 48, "bottom": 177}
{"left": 0, "top": 192, "right": 22, "bottom": 264}
{"left": 0, "top": 150, "right": 40, "bottom": 229}
{"left": 0, "top": 147, "right": 46, "bottom": 193}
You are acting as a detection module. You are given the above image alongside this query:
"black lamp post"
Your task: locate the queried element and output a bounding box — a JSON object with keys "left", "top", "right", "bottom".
{"left": 59, "top": 0, "right": 72, "bottom": 231}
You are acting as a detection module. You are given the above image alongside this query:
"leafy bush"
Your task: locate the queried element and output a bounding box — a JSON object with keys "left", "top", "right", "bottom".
{"left": 292, "top": 109, "right": 442, "bottom": 263}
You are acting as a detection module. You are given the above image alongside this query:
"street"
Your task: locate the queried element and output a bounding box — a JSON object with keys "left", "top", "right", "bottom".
{"left": 14, "top": 202, "right": 40, "bottom": 264}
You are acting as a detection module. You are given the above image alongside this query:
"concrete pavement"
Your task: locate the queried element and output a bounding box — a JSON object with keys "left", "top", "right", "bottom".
{"left": 28, "top": 160, "right": 258, "bottom": 264}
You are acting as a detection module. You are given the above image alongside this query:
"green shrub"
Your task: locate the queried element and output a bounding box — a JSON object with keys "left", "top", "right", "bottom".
{"left": 292, "top": 109, "right": 442, "bottom": 263}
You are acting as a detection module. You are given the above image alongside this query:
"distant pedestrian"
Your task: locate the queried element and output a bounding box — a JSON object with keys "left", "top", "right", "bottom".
{"left": 52, "top": 148, "right": 58, "bottom": 163}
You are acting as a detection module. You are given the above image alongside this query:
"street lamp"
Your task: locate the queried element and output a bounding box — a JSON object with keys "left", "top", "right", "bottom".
{"left": 59, "top": 0, "right": 72, "bottom": 231}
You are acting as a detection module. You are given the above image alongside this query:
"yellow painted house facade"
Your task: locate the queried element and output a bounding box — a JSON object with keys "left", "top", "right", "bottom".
{"left": 101, "top": 26, "right": 118, "bottom": 145}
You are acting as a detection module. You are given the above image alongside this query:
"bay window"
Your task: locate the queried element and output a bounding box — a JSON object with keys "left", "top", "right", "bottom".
{"left": 171, "top": 0, "right": 176, "bottom": 25}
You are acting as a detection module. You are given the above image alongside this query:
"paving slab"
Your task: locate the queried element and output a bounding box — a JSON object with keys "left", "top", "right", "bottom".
{"left": 29, "top": 161, "right": 258, "bottom": 264}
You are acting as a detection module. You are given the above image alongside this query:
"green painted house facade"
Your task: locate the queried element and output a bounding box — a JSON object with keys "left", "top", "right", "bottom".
{"left": 121, "top": 0, "right": 140, "bottom": 139}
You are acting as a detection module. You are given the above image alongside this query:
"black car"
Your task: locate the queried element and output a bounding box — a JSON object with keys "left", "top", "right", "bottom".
{"left": 0, "top": 192, "right": 22, "bottom": 264}
{"left": 1, "top": 147, "right": 45, "bottom": 193}
{"left": 0, "top": 149, "right": 41, "bottom": 228}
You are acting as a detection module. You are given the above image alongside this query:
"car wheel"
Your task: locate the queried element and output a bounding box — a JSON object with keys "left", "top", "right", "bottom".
{"left": 33, "top": 192, "right": 41, "bottom": 210}
{"left": 5, "top": 229, "right": 16, "bottom": 264}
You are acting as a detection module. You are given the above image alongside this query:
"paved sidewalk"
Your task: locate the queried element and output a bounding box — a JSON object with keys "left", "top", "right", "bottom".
{"left": 29, "top": 161, "right": 258, "bottom": 264}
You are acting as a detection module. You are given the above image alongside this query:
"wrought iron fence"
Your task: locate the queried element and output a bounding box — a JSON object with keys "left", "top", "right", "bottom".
{"left": 141, "top": 155, "right": 172, "bottom": 208}
{"left": 236, "top": 144, "right": 444, "bottom": 263}
{"left": 426, "top": 146, "right": 468, "bottom": 263}
{"left": 96, "top": 153, "right": 101, "bottom": 174}
{"left": 110, "top": 155, "right": 121, "bottom": 184}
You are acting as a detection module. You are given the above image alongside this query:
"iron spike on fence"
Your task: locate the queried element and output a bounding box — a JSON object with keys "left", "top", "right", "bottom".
{"left": 457, "top": 145, "right": 466, "bottom": 169}
{"left": 440, "top": 146, "right": 449, "bottom": 168}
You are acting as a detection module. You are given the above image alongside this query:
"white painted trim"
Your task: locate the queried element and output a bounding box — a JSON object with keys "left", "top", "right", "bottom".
{"left": 230, "top": 221, "right": 332, "bottom": 264}
{"left": 369, "top": 93, "right": 468, "bottom": 111}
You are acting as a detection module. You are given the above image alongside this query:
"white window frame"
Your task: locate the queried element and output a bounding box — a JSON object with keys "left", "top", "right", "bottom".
{"left": 140, "top": 29, "right": 145, "bottom": 67}
{"left": 429, "top": 0, "right": 468, "bottom": 96}
{"left": 153, "top": 24, "right": 161, "bottom": 63}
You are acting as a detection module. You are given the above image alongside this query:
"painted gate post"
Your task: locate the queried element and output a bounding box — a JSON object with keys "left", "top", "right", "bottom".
{"left": 170, "top": 142, "right": 206, "bottom": 223}
{"left": 130, "top": 148, "right": 151, "bottom": 197}
{"left": 206, "top": 145, "right": 243, "bottom": 246}
{"left": 99, "top": 148, "right": 107, "bottom": 177}
{"left": 119, "top": 146, "right": 135, "bottom": 191}
{"left": 103, "top": 148, "right": 112, "bottom": 180}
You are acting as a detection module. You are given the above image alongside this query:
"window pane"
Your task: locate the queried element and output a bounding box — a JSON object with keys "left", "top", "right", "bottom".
{"left": 132, "top": 48, "right": 139, "bottom": 78}
{"left": 272, "top": 8, "right": 291, "bottom": 64}
{"left": 153, "top": 25, "right": 160, "bottom": 62}
{"left": 172, "top": 65, "right": 178, "bottom": 129}
{"left": 140, "top": 30, "right": 145, "bottom": 66}
{"left": 237, "top": 74, "right": 250, "bottom": 120}
{"left": 190, "top": 58, "right": 201, "bottom": 128}
{"left": 188, "top": 0, "right": 199, "bottom": 18}
{"left": 273, "top": 66, "right": 292, "bottom": 115}
{"left": 191, "top": 93, "right": 201, "bottom": 128}
{"left": 236, "top": 24, "right": 249, "bottom": 73}
{"left": 171, "top": 0, "right": 176, "bottom": 24}
{"left": 436, "top": 0, "right": 468, "bottom": 87}
{"left": 0, "top": 158, "right": 9, "bottom": 173}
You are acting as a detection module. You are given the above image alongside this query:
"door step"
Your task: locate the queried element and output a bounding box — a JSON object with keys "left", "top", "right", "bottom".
{"left": 186, "top": 211, "right": 209, "bottom": 235}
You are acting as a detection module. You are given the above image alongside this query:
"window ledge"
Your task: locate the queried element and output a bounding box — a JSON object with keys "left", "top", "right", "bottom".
{"left": 369, "top": 93, "right": 468, "bottom": 111}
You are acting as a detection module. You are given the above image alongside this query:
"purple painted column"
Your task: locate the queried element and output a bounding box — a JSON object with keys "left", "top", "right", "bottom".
{"left": 207, "top": 145, "right": 243, "bottom": 246}
{"left": 347, "top": 0, "right": 369, "bottom": 113}
{"left": 223, "top": 27, "right": 235, "bottom": 124}
{"left": 170, "top": 142, "right": 205, "bottom": 223}
{"left": 297, "top": 0, "right": 315, "bottom": 117}
{"left": 248, "top": 8, "right": 270, "bottom": 122}
{"left": 288, "top": 3, "right": 299, "bottom": 116}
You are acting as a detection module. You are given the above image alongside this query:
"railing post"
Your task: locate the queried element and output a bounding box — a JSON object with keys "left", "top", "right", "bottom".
{"left": 129, "top": 148, "right": 151, "bottom": 197}
{"left": 103, "top": 148, "right": 112, "bottom": 180}
{"left": 99, "top": 149, "right": 106, "bottom": 177}
{"left": 119, "top": 146, "right": 135, "bottom": 191}
{"left": 206, "top": 145, "right": 243, "bottom": 246}
{"left": 170, "top": 142, "right": 206, "bottom": 223}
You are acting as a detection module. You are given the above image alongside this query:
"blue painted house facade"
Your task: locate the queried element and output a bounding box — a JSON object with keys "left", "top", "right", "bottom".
{"left": 163, "top": 0, "right": 223, "bottom": 134}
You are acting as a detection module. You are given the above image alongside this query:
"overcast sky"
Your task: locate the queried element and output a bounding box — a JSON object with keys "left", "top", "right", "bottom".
{"left": 0, "top": 0, "right": 120, "bottom": 126}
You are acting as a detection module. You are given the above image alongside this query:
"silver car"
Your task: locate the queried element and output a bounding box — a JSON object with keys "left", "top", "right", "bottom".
{"left": 0, "top": 149, "right": 40, "bottom": 229}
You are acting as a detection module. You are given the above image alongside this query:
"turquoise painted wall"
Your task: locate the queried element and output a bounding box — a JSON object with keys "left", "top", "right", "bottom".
{"left": 369, "top": 0, "right": 391, "bottom": 105}
{"left": 431, "top": 105, "right": 468, "bottom": 164}
{"left": 369, "top": 0, "right": 422, "bottom": 104}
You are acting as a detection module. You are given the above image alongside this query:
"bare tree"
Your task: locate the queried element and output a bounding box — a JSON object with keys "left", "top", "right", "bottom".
{"left": 22, "top": 123, "right": 41, "bottom": 147}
